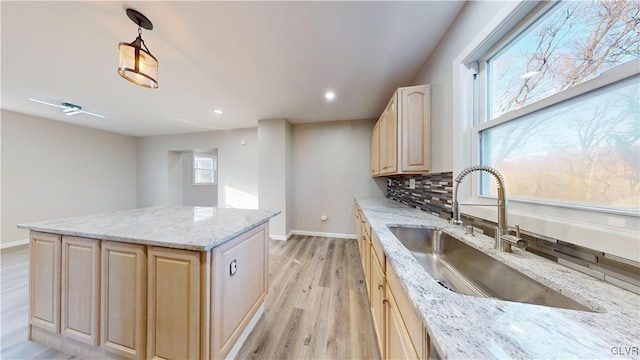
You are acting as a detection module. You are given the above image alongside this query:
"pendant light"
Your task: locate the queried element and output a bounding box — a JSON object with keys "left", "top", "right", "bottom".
{"left": 118, "top": 9, "right": 158, "bottom": 89}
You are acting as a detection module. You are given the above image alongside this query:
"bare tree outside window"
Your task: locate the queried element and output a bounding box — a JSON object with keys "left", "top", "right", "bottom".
{"left": 479, "top": 0, "right": 640, "bottom": 212}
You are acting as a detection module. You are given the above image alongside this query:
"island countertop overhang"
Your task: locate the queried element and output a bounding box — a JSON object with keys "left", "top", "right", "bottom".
{"left": 18, "top": 206, "right": 280, "bottom": 251}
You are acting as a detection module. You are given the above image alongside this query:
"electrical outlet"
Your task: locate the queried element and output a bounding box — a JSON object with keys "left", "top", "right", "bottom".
{"left": 321, "top": 212, "right": 328, "bottom": 221}
{"left": 409, "top": 178, "right": 416, "bottom": 189}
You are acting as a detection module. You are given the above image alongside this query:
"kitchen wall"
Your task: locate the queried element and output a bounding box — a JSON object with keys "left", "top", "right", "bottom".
{"left": 291, "top": 119, "right": 384, "bottom": 237}
{"left": 258, "top": 119, "right": 291, "bottom": 238}
{"left": 183, "top": 150, "right": 218, "bottom": 206}
{"left": 139, "top": 119, "right": 383, "bottom": 238}
{"left": 0, "top": 110, "right": 137, "bottom": 246}
{"left": 166, "top": 150, "right": 218, "bottom": 207}
{"left": 411, "top": 1, "right": 506, "bottom": 173}
{"left": 137, "top": 128, "right": 257, "bottom": 209}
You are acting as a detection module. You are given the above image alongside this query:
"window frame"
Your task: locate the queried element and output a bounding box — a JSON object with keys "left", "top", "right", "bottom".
{"left": 452, "top": 0, "right": 639, "bottom": 262}
{"left": 192, "top": 152, "right": 217, "bottom": 186}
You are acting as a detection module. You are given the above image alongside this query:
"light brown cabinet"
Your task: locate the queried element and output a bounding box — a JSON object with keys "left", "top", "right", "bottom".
{"left": 386, "top": 286, "right": 420, "bottom": 360}
{"left": 355, "top": 207, "right": 432, "bottom": 360}
{"left": 147, "top": 246, "right": 202, "bottom": 360}
{"left": 101, "top": 241, "right": 146, "bottom": 359}
{"left": 28, "top": 222, "right": 269, "bottom": 360}
{"left": 211, "top": 224, "right": 268, "bottom": 359}
{"left": 29, "top": 232, "right": 61, "bottom": 333}
{"left": 370, "top": 249, "right": 386, "bottom": 353}
{"left": 371, "top": 122, "right": 381, "bottom": 176}
{"left": 61, "top": 236, "right": 100, "bottom": 345}
{"left": 371, "top": 84, "right": 431, "bottom": 177}
{"left": 379, "top": 96, "right": 398, "bottom": 175}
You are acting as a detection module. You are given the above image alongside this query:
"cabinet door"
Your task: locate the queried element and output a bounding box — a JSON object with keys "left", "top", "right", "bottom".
{"left": 371, "top": 254, "right": 385, "bottom": 355}
{"left": 363, "top": 230, "right": 372, "bottom": 296}
{"left": 61, "top": 236, "right": 100, "bottom": 345}
{"left": 399, "top": 85, "right": 430, "bottom": 172}
{"left": 379, "top": 111, "right": 388, "bottom": 173}
{"left": 386, "top": 288, "right": 419, "bottom": 360}
{"left": 211, "top": 224, "right": 268, "bottom": 359}
{"left": 387, "top": 264, "right": 424, "bottom": 359}
{"left": 384, "top": 95, "right": 398, "bottom": 174}
{"left": 101, "top": 241, "right": 146, "bottom": 359}
{"left": 29, "top": 232, "right": 61, "bottom": 333}
{"left": 147, "top": 247, "right": 200, "bottom": 360}
{"left": 371, "top": 122, "right": 380, "bottom": 176}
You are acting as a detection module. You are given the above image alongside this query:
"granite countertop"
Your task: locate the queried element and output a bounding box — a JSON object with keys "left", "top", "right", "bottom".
{"left": 356, "top": 197, "right": 640, "bottom": 359}
{"left": 18, "top": 206, "right": 280, "bottom": 251}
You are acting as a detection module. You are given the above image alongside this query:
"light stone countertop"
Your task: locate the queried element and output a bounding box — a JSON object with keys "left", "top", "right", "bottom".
{"left": 18, "top": 206, "right": 280, "bottom": 251}
{"left": 356, "top": 197, "right": 640, "bottom": 359}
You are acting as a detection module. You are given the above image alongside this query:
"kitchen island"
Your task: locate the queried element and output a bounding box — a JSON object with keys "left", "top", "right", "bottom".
{"left": 18, "top": 206, "right": 279, "bottom": 360}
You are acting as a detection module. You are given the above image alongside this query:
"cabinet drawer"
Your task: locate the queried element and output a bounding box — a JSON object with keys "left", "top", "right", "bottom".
{"left": 371, "top": 231, "right": 385, "bottom": 270}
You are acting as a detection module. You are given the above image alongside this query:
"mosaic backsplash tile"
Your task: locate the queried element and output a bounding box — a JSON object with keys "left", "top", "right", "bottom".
{"left": 386, "top": 172, "right": 639, "bottom": 294}
{"left": 386, "top": 172, "right": 453, "bottom": 220}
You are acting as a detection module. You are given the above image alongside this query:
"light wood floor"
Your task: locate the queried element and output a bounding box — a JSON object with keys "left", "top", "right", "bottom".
{"left": 236, "top": 236, "right": 380, "bottom": 359}
{"left": 1, "top": 236, "right": 379, "bottom": 359}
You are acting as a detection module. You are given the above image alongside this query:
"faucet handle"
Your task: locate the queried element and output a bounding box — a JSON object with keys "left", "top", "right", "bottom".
{"left": 514, "top": 224, "right": 521, "bottom": 237}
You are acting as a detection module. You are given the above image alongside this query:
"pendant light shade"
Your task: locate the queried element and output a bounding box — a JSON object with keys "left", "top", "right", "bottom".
{"left": 118, "top": 9, "right": 158, "bottom": 89}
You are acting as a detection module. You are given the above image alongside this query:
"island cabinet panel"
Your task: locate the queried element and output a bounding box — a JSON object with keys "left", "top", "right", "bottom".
{"left": 212, "top": 223, "right": 268, "bottom": 359}
{"left": 101, "top": 241, "right": 146, "bottom": 359}
{"left": 147, "top": 247, "right": 200, "bottom": 360}
{"left": 61, "top": 236, "right": 100, "bottom": 345}
{"left": 29, "top": 232, "right": 62, "bottom": 333}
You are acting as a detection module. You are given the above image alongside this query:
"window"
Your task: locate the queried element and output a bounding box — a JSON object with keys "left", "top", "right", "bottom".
{"left": 193, "top": 152, "right": 217, "bottom": 185}
{"left": 475, "top": 0, "right": 639, "bottom": 213}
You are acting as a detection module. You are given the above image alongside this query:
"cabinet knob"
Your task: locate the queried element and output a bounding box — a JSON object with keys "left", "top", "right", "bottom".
{"left": 382, "top": 298, "right": 389, "bottom": 305}
{"left": 378, "top": 284, "right": 383, "bottom": 290}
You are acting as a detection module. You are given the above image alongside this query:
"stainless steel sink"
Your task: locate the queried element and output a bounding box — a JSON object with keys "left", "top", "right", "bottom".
{"left": 389, "top": 226, "right": 595, "bottom": 312}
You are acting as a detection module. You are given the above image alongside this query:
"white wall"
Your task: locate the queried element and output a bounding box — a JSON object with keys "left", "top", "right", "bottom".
{"left": 137, "top": 128, "right": 257, "bottom": 209}
{"left": 411, "top": 1, "right": 507, "bottom": 173}
{"left": 183, "top": 150, "right": 218, "bottom": 207}
{"left": 292, "top": 119, "right": 385, "bottom": 236}
{"left": 1, "top": 110, "right": 137, "bottom": 245}
{"left": 258, "top": 119, "right": 291, "bottom": 238}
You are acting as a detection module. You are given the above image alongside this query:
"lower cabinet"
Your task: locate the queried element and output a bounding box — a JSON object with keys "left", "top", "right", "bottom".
{"left": 101, "top": 241, "right": 146, "bottom": 359}
{"left": 211, "top": 224, "right": 268, "bottom": 359}
{"left": 28, "top": 223, "right": 269, "bottom": 360}
{"left": 61, "top": 236, "right": 100, "bottom": 345}
{"left": 370, "top": 252, "right": 386, "bottom": 354}
{"left": 147, "top": 246, "right": 201, "bottom": 360}
{"left": 386, "top": 287, "right": 420, "bottom": 360}
{"left": 355, "top": 209, "right": 430, "bottom": 360}
{"left": 29, "top": 232, "right": 61, "bottom": 333}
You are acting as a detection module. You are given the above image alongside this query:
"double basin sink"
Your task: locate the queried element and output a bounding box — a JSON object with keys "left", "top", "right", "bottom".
{"left": 389, "top": 226, "right": 594, "bottom": 312}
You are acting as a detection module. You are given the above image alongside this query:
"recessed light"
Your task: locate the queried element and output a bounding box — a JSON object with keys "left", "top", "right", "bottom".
{"left": 324, "top": 91, "right": 335, "bottom": 101}
{"left": 213, "top": 109, "right": 223, "bottom": 115}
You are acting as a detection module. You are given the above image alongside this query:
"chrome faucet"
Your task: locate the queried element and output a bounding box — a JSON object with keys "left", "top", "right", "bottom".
{"left": 450, "top": 166, "right": 524, "bottom": 252}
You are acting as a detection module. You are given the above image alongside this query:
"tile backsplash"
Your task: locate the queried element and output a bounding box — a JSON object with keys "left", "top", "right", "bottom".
{"left": 386, "top": 172, "right": 640, "bottom": 294}
{"left": 386, "top": 172, "right": 453, "bottom": 220}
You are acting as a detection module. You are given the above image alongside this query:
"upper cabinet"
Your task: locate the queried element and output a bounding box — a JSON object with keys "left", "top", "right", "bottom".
{"left": 371, "top": 85, "right": 431, "bottom": 177}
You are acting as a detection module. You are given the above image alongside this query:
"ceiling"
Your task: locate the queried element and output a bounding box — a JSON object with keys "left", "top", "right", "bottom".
{"left": 1, "top": 1, "right": 464, "bottom": 137}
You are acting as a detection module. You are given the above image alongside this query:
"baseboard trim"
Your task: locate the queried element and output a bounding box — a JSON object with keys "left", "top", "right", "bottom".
{"left": 270, "top": 231, "right": 357, "bottom": 241}
{"left": 289, "top": 230, "right": 356, "bottom": 240}
{"left": 0, "top": 239, "right": 29, "bottom": 249}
